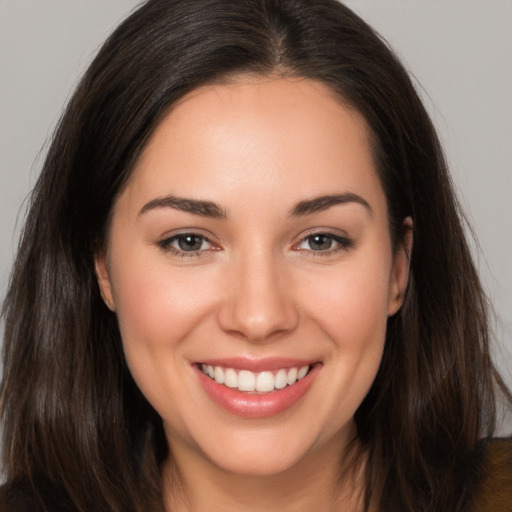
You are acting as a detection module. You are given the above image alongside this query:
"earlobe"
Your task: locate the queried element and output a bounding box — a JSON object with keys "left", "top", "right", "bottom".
{"left": 388, "top": 217, "right": 413, "bottom": 316}
{"left": 94, "top": 252, "right": 116, "bottom": 311}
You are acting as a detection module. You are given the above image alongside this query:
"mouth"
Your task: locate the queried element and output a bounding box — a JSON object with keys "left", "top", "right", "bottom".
{"left": 194, "top": 360, "right": 321, "bottom": 418}
{"left": 199, "top": 363, "right": 311, "bottom": 393}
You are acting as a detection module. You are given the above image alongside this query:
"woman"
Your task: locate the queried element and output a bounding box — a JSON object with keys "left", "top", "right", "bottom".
{"left": 1, "top": 0, "right": 511, "bottom": 510}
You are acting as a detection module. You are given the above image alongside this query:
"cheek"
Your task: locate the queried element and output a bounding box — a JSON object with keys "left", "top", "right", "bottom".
{"left": 300, "top": 254, "right": 392, "bottom": 351}
{"left": 296, "top": 257, "right": 391, "bottom": 427}
{"left": 109, "top": 254, "right": 218, "bottom": 386}
{"left": 113, "top": 255, "right": 212, "bottom": 337}
{"left": 298, "top": 250, "right": 392, "bottom": 402}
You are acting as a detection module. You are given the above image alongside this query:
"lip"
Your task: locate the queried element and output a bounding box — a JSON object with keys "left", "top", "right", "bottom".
{"left": 194, "top": 360, "right": 322, "bottom": 418}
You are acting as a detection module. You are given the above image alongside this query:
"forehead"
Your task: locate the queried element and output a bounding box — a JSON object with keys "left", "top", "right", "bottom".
{"left": 120, "top": 77, "right": 386, "bottom": 218}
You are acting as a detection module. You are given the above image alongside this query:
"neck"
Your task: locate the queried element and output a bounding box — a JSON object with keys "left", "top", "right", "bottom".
{"left": 161, "top": 427, "right": 366, "bottom": 512}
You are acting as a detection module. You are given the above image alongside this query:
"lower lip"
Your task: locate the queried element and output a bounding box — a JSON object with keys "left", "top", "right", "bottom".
{"left": 195, "top": 364, "right": 321, "bottom": 419}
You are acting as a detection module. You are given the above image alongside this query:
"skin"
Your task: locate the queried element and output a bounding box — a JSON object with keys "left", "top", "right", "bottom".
{"left": 96, "top": 77, "right": 411, "bottom": 511}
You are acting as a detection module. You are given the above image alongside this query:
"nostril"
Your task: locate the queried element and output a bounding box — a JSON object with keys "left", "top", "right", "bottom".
{"left": 216, "top": 289, "right": 299, "bottom": 343}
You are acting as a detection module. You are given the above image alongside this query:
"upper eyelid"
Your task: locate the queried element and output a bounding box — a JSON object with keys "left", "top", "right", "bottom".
{"left": 157, "top": 233, "right": 219, "bottom": 260}
{"left": 292, "top": 228, "right": 351, "bottom": 243}
{"left": 158, "top": 228, "right": 217, "bottom": 244}
{"left": 296, "top": 233, "right": 350, "bottom": 246}
{"left": 158, "top": 232, "right": 215, "bottom": 250}
{"left": 292, "top": 230, "right": 354, "bottom": 253}
{"left": 156, "top": 228, "right": 352, "bottom": 249}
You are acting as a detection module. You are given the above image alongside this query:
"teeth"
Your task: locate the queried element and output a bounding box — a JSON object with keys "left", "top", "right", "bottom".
{"left": 214, "top": 366, "right": 225, "bottom": 384}
{"left": 274, "top": 369, "right": 288, "bottom": 389}
{"left": 201, "top": 364, "right": 310, "bottom": 393}
{"left": 297, "top": 366, "right": 309, "bottom": 379}
{"left": 256, "top": 371, "right": 274, "bottom": 392}
{"left": 224, "top": 368, "right": 238, "bottom": 388}
{"left": 287, "top": 367, "right": 298, "bottom": 385}
{"left": 238, "top": 370, "right": 255, "bottom": 392}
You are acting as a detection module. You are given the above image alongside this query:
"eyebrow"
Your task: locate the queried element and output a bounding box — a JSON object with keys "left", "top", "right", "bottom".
{"left": 138, "top": 192, "right": 371, "bottom": 219}
{"left": 290, "top": 193, "right": 372, "bottom": 217}
{"left": 139, "top": 195, "right": 227, "bottom": 218}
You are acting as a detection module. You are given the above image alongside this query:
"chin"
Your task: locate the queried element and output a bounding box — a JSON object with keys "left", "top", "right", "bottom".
{"left": 207, "top": 444, "right": 309, "bottom": 477}
{"left": 186, "top": 416, "right": 345, "bottom": 478}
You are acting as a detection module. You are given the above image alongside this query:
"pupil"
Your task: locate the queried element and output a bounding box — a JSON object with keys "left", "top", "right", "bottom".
{"left": 178, "top": 235, "right": 202, "bottom": 251}
{"left": 310, "top": 234, "right": 332, "bottom": 250}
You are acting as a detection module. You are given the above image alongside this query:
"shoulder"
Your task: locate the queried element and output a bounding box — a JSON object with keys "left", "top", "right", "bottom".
{"left": 468, "top": 437, "right": 512, "bottom": 512}
{"left": 0, "top": 476, "right": 74, "bottom": 512}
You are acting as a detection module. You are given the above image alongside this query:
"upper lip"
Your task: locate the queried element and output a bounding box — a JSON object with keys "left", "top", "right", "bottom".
{"left": 196, "top": 357, "right": 319, "bottom": 372}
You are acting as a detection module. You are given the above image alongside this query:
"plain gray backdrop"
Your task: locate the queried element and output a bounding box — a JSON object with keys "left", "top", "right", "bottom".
{"left": 1, "top": 1, "right": 511, "bottom": 426}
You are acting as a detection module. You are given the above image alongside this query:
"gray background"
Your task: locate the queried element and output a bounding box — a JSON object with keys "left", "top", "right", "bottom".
{"left": 1, "top": 1, "right": 511, "bottom": 428}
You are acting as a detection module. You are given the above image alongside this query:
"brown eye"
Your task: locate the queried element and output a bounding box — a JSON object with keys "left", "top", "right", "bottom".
{"left": 177, "top": 234, "right": 204, "bottom": 252}
{"left": 307, "top": 234, "right": 333, "bottom": 251}
{"left": 158, "top": 233, "right": 214, "bottom": 256}
{"left": 295, "top": 232, "right": 353, "bottom": 254}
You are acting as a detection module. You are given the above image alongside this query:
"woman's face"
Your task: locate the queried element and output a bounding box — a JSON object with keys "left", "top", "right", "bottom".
{"left": 96, "top": 77, "right": 410, "bottom": 477}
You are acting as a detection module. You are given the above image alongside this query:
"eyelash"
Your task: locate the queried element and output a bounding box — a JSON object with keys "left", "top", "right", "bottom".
{"left": 294, "top": 231, "right": 354, "bottom": 256}
{"left": 157, "top": 233, "right": 216, "bottom": 258}
{"left": 157, "top": 231, "right": 354, "bottom": 258}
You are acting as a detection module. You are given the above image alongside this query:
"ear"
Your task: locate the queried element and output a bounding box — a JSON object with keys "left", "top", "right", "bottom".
{"left": 387, "top": 217, "right": 413, "bottom": 316}
{"left": 94, "top": 251, "right": 116, "bottom": 311}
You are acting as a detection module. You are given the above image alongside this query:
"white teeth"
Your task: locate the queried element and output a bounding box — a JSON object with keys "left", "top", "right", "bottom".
{"left": 214, "top": 366, "right": 225, "bottom": 384}
{"left": 256, "top": 371, "right": 275, "bottom": 392}
{"left": 201, "top": 364, "right": 311, "bottom": 393}
{"left": 297, "top": 365, "right": 309, "bottom": 379}
{"left": 287, "top": 367, "right": 298, "bottom": 385}
{"left": 224, "top": 368, "right": 238, "bottom": 388}
{"left": 238, "top": 370, "right": 256, "bottom": 391}
{"left": 274, "top": 369, "right": 288, "bottom": 389}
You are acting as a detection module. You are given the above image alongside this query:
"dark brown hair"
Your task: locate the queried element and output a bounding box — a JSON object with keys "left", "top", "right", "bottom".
{"left": 1, "top": 0, "right": 510, "bottom": 510}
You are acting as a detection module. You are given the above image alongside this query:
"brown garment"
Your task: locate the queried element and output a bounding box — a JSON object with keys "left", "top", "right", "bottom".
{"left": 469, "top": 437, "right": 512, "bottom": 512}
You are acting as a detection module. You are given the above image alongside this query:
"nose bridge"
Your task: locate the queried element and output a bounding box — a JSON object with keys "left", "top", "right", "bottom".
{"left": 217, "top": 244, "right": 298, "bottom": 342}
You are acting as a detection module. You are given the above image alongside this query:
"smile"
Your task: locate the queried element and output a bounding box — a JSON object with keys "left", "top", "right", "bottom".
{"left": 201, "top": 364, "right": 310, "bottom": 393}
{"left": 195, "top": 360, "right": 321, "bottom": 418}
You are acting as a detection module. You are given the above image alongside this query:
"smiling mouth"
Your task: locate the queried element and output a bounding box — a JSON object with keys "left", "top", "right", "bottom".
{"left": 196, "top": 361, "right": 321, "bottom": 418}
{"left": 200, "top": 363, "right": 312, "bottom": 393}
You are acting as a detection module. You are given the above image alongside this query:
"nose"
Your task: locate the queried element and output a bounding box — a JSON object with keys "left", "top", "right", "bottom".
{"left": 216, "top": 250, "right": 299, "bottom": 343}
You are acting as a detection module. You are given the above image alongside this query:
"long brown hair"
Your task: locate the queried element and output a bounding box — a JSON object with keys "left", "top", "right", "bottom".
{"left": 1, "top": 0, "right": 510, "bottom": 510}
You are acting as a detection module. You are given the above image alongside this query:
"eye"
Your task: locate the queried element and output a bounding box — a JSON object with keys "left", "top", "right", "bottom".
{"left": 295, "top": 232, "right": 353, "bottom": 254}
{"left": 158, "top": 233, "right": 215, "bottom": 257}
